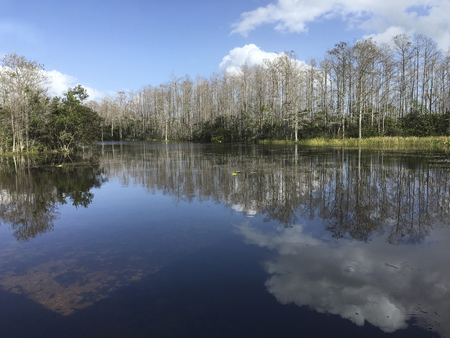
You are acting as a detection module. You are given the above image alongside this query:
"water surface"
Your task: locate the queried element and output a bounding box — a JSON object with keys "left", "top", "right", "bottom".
{"left": 1, "top": 142, "right": 449, "bottom": 337}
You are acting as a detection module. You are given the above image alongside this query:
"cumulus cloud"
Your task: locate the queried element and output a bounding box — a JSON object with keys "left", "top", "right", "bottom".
{"left": 219, "top": 44, "right": 280, "bottom": 74}
{"left": 219, "top": 44, "right": 307, "bottom": 74}
{"left": 236, "top": 223, "right": 450, "bottom": 335}
{"left": 231, "top": 0, "right": 450, "bottom": 50}
{"left": 45, "top": 70, "right": 105, "bottom": 101}
{"left": 0, "top": 66, "right": 104, "bottom": 101}
{"left": 362, "top": 26, "right": 408, "bottom": 46}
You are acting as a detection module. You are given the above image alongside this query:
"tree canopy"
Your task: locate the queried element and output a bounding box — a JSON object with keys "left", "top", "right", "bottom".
{"left": 91, "top": 33, "right": 450, "bottom": 142}
{"left": 0, "top": 55, "right": 103, "bottom": 153}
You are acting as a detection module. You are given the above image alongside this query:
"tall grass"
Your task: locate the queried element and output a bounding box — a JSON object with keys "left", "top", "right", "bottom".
{"left": 258, "top": 137, "right": 450, "bottom": 149}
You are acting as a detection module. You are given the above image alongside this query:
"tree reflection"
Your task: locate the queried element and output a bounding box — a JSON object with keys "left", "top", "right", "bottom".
{"left": 0, "top": 154, "right": 106, "bottom": 241}
{"left": 99, "top": 142, "right": 450, "bottom": 243}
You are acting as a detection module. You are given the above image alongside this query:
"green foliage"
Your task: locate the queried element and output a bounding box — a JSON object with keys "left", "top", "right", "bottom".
{"left": 193, "top": 121, "right": 213, "bottom": 142}
{"left": 187, "top": 109, "right": 450, "bottom": 145}
{"left": 361, "top": 125, "right": 379, "bottom": 138}
{"left": 1, "top": 84, "right": 103, "bottom": 153}
{"left": 399, "top": 110, "right": 449, "bottom": 137}
{"left": 212, "top": 127, "right": 231, "bottom": 143}
{"left": 383, "top": 117, "right": 402, "bottom": 136}
{"left": 47, "top": 86, "right": 103, "bottom": 151}
{"left": 261, "top": 120, "right": 285, "bottom": 140}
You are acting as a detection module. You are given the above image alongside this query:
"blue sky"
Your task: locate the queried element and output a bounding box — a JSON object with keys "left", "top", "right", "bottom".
{"left": 2, "top": 0, "right": 449, "bottom": 100}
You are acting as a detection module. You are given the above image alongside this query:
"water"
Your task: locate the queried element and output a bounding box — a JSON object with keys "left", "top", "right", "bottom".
{"left": 0, "top": 142, "right": 449, "bottom": 337}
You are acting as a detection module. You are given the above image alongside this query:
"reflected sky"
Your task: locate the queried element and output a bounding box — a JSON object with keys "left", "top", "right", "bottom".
{"left": 0, "top": 143, "right": 448, "bottom": 337}
{"left": 237, "top": 222, "right": 450, "bottom": 335}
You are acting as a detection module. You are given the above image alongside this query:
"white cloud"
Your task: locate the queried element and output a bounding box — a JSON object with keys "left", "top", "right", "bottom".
{"left": 232, "top": 0, "right": 450, "bottom": 50}
{"left": 46, "top": 70, "right": 105, "bottom": 101}
{"left": 0, "top": 65, "right": 104, "bottom": 101}
{"left": 83, "top": 86, "right": 104, "bottom": 102}
{"left": 45, "top": 70, "right": 76, "bottom": 97}
{"left": 362, "top": 26, "right": 408, "bottom": 46}
{"left": 219, "top": 44, "right": 280, "bottom": 74}
{"left": 219, "top": 44, "right": 307, "bottom": 74}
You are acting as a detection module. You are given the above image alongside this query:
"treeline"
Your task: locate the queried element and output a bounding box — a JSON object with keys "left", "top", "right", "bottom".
{"left": 89, "top": 33, "right": 450, "bottom": 142}
{"left": 0, "top": 53, "right": 102, "bottom": 153}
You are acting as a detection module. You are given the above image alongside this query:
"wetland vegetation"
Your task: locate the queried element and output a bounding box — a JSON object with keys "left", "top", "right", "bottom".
{"left": 88, "top": 34, "right": 450, "bottom": 145}
{"left": 2, "top": 32, "right": 450, "bottom": 155}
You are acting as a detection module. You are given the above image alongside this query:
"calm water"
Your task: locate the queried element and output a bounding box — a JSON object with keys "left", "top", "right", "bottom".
{"left": 1, "top": 142, "right": 450, "bottom": 337}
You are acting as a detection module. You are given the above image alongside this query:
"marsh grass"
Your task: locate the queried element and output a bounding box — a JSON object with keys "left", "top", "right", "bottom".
{"left": 258, "top": 137, "right": 450, "bottom": 149}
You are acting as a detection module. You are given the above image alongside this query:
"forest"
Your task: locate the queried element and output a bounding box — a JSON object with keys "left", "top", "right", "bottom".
{"left": 1, "top": 33, "right": 450, "bottom": 153}
{"left": 89, "top": 33, "right": 450, "bottom": 143}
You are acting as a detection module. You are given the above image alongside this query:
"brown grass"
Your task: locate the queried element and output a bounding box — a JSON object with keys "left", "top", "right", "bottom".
{"left": 258, "top": 136, "right": 450, "bottom": 149}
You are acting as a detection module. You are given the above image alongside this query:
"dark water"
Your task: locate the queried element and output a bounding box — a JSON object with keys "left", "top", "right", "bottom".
{"left": 1, "top": 142, "right": 449, "bottom": 337}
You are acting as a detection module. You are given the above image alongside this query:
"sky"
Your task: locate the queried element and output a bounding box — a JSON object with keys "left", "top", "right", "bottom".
{"left": 1, "top": 0, "right": 450, "bottom": 100}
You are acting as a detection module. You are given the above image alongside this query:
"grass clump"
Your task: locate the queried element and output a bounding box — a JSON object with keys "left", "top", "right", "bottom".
{"left": 258, "top": 136, "right": 450, "bottom": 149}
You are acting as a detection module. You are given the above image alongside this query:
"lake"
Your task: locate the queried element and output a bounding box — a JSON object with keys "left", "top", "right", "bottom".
{"left": 1, "top": 142, "right": 449, "bottom": 337}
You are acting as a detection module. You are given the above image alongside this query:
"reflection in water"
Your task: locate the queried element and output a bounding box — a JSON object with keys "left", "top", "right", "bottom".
{"left": 97, "top": 142, "right": 450, "bottom": 336}
{"left": 0, "top": 142, "right": 449, "bottom": 336}
{"left": 0, "top": 154, "right": 106, "bottom": 241}
{"left": 237, "top": 222, "right": 449, "bottom": 336}
{"left": 100, "top": 143, "right": 450, "bottom": 243}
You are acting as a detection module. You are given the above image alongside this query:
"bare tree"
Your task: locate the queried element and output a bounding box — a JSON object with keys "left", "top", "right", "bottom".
{"left": 328, "top": 42, "right": 352, "bottom": 138}
{"left": 393, "top": 34, "right": 413, "bottom": 118}
{"left": 0, "top": 53, "right": 48, "bottom": 152}
{"left": 352, "top": 38, "right": 380, "bottom": 138}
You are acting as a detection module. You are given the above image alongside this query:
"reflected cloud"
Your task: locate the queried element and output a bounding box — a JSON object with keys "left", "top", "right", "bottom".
{"left": 237, "top": 222, "right": 449, "bottom": 335}
{"left": 231, "top": 203, "right": 257, "bottom": 217}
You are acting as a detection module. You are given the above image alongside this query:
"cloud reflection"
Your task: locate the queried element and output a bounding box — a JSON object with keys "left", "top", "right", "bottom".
{"left": 237, "top": 223, "right": 449, "bottom": 335}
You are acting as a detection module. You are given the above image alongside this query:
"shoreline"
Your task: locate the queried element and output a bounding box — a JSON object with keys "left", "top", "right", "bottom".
{"left": 257, "top": 136, "right": 450, "bottom": 149}
{"left": 2, "top": 136, "right": 450, "bottom": 156}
